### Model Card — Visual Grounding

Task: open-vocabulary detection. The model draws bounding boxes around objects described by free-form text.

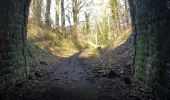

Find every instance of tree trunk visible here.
[0,0,30,90]
[61,0,65,27]
[73,13,78,35]
[56,0,60,26]
[124,0,130,27]
[110,0,120,35]
[32,0,42,26]
[72,0,78,36]
[28,0,44,28]
[45,0,51,28]
[129,0,170,97]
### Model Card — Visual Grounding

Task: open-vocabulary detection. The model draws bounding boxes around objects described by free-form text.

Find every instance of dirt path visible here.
[37,51,143,100]
[1,50,153,100]
[48,51,90,86]
[42,51,99,100]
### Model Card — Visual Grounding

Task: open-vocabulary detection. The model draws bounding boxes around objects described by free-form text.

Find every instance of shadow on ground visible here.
[0,35,154,100]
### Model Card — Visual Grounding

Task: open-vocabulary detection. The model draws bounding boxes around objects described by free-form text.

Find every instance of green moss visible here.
[134,33,150,83]
[14,65,28,78]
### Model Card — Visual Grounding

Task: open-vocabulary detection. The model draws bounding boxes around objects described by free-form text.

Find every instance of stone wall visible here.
[130,0,170,98]
[0,0,170,98]
[0,0,29,91]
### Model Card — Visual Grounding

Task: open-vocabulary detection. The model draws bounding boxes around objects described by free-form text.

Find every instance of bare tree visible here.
[84,11,90,33]
[124,0,130,26]
[45,0,52,28]
[30,0,43,26]
[55,0,65,28]
[61,0,65,27]
[56,0,60,26]
[109,0,120,34]
[71,0,93,35]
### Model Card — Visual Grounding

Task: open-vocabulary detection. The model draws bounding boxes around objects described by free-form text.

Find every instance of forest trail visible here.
[43,51,99,100]
[30,49,150,100]
[47,51,94,92]
[1,38,154,100]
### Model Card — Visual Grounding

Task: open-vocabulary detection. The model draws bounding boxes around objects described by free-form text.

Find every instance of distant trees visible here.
[55,0,60,26]
[109,0,130,33]
[27,0,131,48]
[29,0,66,29]
[124,0,130,27]
[61,0,65,27]
[29,0,43,26]
[91,0,131,46]
[71,0,93,34]
[29,0,93,31]
[84,12,90,33]
[45,0,52,28]
[109,0,120,34]
[72,0,79,34]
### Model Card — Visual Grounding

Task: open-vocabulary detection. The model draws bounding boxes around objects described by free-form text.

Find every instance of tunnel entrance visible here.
[27,0,133,86]
[27,0,132,57]
[0,0,138,99]
[1,0,170,100]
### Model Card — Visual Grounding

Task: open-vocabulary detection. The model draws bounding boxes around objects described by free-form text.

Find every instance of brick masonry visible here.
[0,0,170,98]
[130,0,170,97]
[0,0,29,91]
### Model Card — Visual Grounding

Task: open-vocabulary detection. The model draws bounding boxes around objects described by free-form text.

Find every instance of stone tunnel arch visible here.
[0,0,170,97]
[0,0,31,90]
